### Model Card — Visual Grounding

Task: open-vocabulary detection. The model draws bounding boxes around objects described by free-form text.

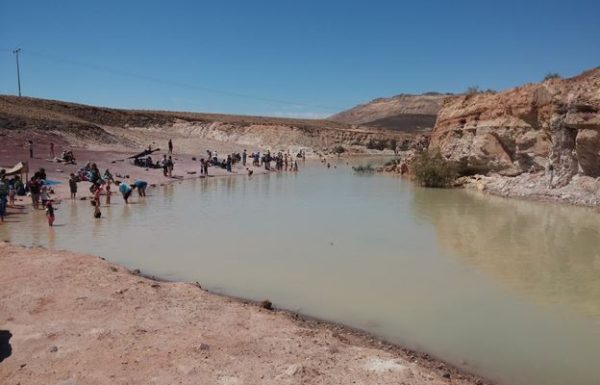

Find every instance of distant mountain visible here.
[329,93,450,132]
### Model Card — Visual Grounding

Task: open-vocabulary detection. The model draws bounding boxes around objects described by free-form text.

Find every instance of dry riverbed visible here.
[0,243,491,385]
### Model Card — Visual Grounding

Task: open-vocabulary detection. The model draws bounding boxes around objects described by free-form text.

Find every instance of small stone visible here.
[199,343,210,351]
[132,269,141,275]
[259,300,273,310]
[442,372,451,379]
[49,346,58,353]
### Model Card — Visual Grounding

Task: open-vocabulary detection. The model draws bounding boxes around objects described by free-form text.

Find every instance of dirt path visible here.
[0,243,491,385]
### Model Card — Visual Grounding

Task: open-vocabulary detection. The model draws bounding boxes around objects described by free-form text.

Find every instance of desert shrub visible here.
[544,73,561,81]
[412,149,457,188]
[352,164,375,174]
[465,86,481,95]
[366,139,387,151]
[399,139,411,151]
[387,139,397,151]
[332,145,345,154]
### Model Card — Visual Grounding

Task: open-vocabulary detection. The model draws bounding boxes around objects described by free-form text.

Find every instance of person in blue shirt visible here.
[115,181,133,204]
[132,180,148,197]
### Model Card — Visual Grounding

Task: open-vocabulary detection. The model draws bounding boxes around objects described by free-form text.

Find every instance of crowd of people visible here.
[0,139,306,226]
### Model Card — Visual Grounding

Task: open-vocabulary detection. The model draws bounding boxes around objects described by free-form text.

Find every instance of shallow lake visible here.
[3,159,600,385]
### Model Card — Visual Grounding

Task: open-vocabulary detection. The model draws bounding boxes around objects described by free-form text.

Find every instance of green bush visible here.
[544,73,561,81]
[366,139,386,150]
[332,145,345,154]
[387,139,397,151]
[412,149,457,188]
[366,138,396,151]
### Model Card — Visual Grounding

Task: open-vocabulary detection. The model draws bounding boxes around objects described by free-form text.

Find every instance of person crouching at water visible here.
[115,181,133,204]
[132,180,148,197]
[45,201,55,226]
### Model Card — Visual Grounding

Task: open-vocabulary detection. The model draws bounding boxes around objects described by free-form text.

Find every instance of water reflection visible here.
[412,188,600,316]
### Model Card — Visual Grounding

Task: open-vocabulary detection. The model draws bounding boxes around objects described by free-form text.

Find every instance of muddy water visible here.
[2,160,600,385]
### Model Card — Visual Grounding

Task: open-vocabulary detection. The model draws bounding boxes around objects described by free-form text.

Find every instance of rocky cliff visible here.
[329,93,448,132]
[430,68,600,187]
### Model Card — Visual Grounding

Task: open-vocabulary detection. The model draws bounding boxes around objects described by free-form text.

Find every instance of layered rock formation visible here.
[0,96,412,152]
[430,68,600,187]
[329,93,448,132]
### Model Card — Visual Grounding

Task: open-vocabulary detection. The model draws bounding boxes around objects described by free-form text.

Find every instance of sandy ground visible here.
[0,243,490,385]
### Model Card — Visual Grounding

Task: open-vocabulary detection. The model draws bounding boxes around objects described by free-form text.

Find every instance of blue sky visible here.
[1,0,599,118]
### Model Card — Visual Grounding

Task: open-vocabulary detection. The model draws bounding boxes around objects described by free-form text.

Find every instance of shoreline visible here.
[0,242,495,385]
[377,165,600,210]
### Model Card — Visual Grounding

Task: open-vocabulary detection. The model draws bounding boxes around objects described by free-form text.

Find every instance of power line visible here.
[25,49,343,111]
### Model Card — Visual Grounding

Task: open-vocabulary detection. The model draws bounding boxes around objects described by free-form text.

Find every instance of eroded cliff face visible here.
[430,68,600,186]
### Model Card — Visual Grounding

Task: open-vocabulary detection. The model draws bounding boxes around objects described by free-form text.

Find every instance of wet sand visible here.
[0,243,490,385]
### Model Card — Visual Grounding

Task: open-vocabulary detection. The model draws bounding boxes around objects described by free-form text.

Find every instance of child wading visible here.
[45,201,55,226]
[69,173,77,199]
[93,200,102,218]
[105,182,111,205]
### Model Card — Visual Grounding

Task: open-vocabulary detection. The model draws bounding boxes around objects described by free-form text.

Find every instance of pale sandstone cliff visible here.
[430,68,600,188]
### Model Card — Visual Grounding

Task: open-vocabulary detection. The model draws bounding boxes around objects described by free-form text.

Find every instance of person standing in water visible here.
[242,149,247,166]
[28,140,34,159]
[226,155,232,172]
[105,182,111,205]
[162,154,168,177]
[167,156,174,177]
[168,139,173,155]
[50,142,55,158]
[45,201,55,226]
[93,183,102,205]
[69,174,78,200]
[93,200,102,218]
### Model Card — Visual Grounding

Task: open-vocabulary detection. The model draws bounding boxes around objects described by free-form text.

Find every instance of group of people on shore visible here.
[1,138,305,227]
[0,167,57,225]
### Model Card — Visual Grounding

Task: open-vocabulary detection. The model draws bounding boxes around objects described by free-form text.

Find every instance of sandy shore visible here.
[0,130,270,205]
[0,243,491,385]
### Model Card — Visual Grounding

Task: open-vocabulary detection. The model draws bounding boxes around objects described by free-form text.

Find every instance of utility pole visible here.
[13,48,21,96]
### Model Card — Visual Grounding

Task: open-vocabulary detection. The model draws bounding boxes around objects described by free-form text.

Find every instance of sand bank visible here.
[0,243,491,385]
